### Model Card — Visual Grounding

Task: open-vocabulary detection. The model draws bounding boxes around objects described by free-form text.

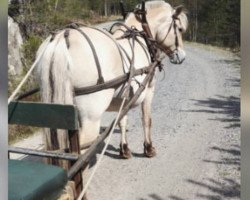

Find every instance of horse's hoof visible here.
[120,143,132,159]
[144,143,156,158]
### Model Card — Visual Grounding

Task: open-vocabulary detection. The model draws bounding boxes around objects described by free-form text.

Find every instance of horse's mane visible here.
[178,11,188,32]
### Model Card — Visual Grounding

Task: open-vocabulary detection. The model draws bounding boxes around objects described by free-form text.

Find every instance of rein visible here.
[109,22,154,98]
[65,23,105,84]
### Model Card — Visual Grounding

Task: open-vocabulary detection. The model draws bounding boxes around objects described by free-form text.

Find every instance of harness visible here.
[49,21,162,97]
[64,24,104,85]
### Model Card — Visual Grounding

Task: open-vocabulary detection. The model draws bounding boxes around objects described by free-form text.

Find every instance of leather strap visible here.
[67,23,105,84]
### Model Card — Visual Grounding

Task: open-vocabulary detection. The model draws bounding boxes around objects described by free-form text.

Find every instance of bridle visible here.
[133,5,182,58]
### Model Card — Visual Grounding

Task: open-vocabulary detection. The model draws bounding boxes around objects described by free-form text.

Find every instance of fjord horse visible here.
[36,1,188,161]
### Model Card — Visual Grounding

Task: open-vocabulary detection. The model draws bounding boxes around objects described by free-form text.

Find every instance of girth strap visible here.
[67,23,105,84]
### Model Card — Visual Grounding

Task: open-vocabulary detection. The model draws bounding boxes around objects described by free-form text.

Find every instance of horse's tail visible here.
[36,33,74,168]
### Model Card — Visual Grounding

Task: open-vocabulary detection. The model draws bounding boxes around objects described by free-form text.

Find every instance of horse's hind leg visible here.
[141,86,156,158]
[79,118,101,200]
[79,118,101,147]
[119,115,132,159]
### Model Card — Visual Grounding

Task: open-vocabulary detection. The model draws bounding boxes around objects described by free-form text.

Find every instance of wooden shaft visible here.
[68,130,83,197]
[8,146,79,161]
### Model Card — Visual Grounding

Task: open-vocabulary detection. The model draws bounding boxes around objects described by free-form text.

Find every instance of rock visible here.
[8,16,23,75]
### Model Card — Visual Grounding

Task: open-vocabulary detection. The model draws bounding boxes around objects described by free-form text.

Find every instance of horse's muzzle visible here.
[169,49,186,64]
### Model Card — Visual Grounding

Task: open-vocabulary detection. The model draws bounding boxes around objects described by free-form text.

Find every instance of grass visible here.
[8,125,40,145]
[22,34,43,67]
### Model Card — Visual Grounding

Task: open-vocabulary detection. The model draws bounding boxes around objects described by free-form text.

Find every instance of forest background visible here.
[9,0,240,48]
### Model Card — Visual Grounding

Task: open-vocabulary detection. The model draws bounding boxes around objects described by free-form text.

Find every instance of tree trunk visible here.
[104,0,108,16]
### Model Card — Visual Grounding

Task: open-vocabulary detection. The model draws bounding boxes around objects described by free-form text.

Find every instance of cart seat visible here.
[9,159,67,200]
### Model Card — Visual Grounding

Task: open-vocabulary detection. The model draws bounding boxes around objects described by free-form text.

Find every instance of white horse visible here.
[36,1,188,161]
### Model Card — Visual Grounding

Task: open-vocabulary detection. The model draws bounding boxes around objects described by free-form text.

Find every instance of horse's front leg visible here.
[141,86,156,157]
[119,115,132,159]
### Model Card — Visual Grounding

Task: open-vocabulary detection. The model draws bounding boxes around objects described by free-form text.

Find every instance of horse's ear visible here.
[173,5,184,18]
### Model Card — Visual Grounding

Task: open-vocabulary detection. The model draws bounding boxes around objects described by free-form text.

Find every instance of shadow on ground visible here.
[185,95,240,129]
[139,177,240,200]
[226,78,240,87]
[167,144,240,200]
[203,145,240,171]
[104,143,145,159]
[186,178,240,200]
[138,194,166,200]
[217,58,241,69]
[138,193,186,200]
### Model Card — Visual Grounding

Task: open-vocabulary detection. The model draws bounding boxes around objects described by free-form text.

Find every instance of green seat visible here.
[9,160,68,200]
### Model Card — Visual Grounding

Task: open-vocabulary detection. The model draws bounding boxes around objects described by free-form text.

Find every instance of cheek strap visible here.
[158,17,180,55]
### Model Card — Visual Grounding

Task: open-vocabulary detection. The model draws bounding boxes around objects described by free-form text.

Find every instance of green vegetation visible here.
[22,34,42,67]
[169,0,240,48]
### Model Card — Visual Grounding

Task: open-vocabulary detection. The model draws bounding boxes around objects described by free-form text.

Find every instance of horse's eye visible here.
[178,28,183,32]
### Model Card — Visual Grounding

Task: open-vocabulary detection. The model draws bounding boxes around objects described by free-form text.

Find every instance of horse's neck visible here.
[112,15,142,38]
[111,14,157,68]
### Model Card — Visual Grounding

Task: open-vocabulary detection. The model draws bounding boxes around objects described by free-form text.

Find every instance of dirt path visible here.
[86,43,240,200]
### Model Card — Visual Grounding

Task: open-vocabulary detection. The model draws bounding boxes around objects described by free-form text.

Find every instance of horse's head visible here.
[144,1,188,64]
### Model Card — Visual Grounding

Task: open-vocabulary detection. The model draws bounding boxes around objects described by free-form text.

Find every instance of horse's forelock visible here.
[178,12,188,32]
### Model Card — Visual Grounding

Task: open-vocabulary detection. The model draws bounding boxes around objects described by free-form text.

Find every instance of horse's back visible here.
[65,27,124,88]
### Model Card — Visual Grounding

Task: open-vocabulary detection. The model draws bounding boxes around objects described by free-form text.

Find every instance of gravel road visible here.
[86,43,240,200]
[11,40,240,200]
